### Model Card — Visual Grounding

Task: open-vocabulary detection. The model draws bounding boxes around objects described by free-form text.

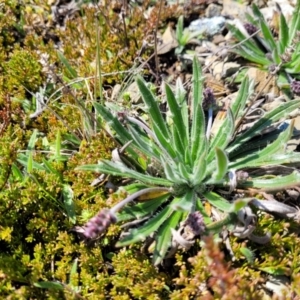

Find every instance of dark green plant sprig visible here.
[77,57,300,264]
[227,0,300,93]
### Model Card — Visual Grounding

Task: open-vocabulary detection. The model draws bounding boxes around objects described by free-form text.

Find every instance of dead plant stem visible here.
[154,0,164,80]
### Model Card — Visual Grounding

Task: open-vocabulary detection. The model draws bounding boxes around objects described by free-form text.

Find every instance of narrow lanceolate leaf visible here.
[178,162,191,181]
[11,163,24,182]
[226,24,269,62]
[230,120,294,169]
[117,193,171,222]
[190,57,206,161]
[62,184,76,224]
[252,3,276,51]
[203,191,232,212]
[26,129,38,154]
[279,11,289,54]
[57,51,78,79]
[55,130,61,158]
[239,171,300,191]
[116,204,174,247]
[191,151,207,186]
[207,109,234,163]
[171,130,185,163]
[77,161,173,187]
[191,57,203,110]
[230,76,252,120]
[136,76,174,154]
[161,157,186,184]
[283,42,300,73]
[233,47,270,66]
[95,102,158,162]
[34,281,64,290]
[176,16,184,43]
[153,210,183,265]
[272,47,281,65]
[17,153,46,171]
[284,59,300,74]
[175,78,189,143]
[165,83,188,157]
[251,3,264,19]
[171,190,196,212]
[259,18,277,52]
[69,258,78,282]
[93,102,133,144]
[126,123,160,160]
[227,99,300,154]
[259,266,287,276]
[27,151,33,173]
[212,148,229,182]
[193,134,208,172]
[288,0,300,44]
[245,12,258,26]
[233,152,300,169]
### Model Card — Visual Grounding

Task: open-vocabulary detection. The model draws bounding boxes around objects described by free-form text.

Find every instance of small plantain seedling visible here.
[77,57,300,265]
[175,16,203,55]
[227,0,300,95]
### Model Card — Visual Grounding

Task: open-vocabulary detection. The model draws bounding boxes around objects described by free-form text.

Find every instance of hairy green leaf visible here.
[239,171,300,191]
[230,120,294,169]
[207,109,235,163]
[153,210,183,265]
[77,161,173,187]
[227,99,300,154]
[165,83,188,159]
[212,148,229,182]
[116,203,175,246]
[63,184,76,224]
[190,57,206,161]
[203,191,232,212]
[118,193,171,222]
[279,11,289,54]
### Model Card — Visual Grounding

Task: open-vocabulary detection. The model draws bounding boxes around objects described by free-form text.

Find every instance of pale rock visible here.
[265,276,290,298]
[111,84,122,101]
[157,24,178,55]
[262,97,285,111]
[213,61,240,80]
[212,34,225,45]
[222,0,247,19]
[260,1,295,21]
[246,67,279,95]
[189,16,225,36]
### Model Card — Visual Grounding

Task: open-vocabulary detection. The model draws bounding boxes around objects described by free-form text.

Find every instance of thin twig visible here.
[153,0,164,80]
[121,0,129,48]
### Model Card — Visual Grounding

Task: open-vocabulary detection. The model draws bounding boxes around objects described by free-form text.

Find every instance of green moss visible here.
[109,248,169,299]
[0,0,25,51]
[4,48,43,94]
